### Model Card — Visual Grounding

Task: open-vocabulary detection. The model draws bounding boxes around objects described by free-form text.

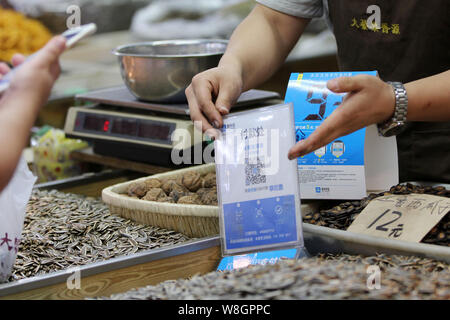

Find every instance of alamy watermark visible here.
[66,5,81,29]
[66,266,81,290]
[366,4,381,30]
[366,265,381,290]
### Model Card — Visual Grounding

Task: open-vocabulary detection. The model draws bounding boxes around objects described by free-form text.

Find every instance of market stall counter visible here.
[1,165,448,300]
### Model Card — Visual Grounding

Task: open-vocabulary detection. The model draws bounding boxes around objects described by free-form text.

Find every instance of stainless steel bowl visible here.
[112,39,228,103]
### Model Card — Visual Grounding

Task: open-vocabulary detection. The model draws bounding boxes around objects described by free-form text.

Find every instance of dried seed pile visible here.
[8,189,191,282]
[99,254,450,300]
[317,253,449,273]
[304,184,450,246]
[126,172,217,206]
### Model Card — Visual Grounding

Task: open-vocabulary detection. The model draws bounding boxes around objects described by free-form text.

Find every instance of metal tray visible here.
[0,237,221,300]
[76,86,280,116]
[302,223,450,263]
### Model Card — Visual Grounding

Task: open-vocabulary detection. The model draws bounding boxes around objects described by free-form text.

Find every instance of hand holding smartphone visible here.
[60,23,97,49]
[0,23,97,93]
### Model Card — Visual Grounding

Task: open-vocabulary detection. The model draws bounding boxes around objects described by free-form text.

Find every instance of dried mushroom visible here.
[157,196,175,203]
[202,173,216,188]
[145,178,162,189]
[178,171,202,192]
[128,170,219,206]
[143,188,166,201]
[170,190,194,203]
[161,179,187,194]
[177,194,202,205]
[127,182,148,198]
[200,190,218,206]
[196,188,210,198]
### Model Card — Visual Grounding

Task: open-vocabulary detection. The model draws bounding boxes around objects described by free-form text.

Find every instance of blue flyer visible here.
[222,195,298,250]
[215,103,303,255]
[285,71,377,199]
[216,248,298,271]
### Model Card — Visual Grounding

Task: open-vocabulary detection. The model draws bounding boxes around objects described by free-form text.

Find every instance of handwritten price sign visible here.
[348,193,450,242]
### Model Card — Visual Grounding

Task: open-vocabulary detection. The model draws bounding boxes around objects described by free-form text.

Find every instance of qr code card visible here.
[214,103,304,256]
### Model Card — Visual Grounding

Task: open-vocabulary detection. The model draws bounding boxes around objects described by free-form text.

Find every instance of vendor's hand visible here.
[1,36,66,106]
[186,65,243,137]
[288,75,396,160]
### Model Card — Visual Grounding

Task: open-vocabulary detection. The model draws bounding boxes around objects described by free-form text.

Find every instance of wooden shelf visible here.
[71,147,172,176]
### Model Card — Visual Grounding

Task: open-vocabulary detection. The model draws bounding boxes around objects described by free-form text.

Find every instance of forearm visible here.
[0,92,40,191]
[405,70,450,122]
[219,4,309,91]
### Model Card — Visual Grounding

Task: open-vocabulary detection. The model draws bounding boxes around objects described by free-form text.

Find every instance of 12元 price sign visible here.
[348,193,450,242]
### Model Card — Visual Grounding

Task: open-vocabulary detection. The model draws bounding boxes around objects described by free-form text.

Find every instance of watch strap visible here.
[387,81,408,123]
[377,81,408,137]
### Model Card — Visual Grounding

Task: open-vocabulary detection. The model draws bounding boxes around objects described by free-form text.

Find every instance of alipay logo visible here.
[315,187,321,193]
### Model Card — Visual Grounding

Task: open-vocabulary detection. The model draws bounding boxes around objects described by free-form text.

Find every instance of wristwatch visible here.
[377,81,408,137]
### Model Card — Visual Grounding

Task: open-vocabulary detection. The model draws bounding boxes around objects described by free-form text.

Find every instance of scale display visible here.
[74,111,175,145]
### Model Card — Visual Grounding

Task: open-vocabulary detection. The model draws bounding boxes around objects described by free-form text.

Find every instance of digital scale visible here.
[64,86,280,167]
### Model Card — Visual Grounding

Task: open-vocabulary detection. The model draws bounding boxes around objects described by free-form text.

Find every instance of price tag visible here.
[347,193,450,242]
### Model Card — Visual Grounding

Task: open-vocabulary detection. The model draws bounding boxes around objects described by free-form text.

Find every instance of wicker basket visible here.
[102,164,219,238]
[102,163,321,238]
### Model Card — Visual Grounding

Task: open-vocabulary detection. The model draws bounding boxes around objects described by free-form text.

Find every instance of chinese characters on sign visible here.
[366,209,403,238]
[0,233,20,253]
[348,194,450,242]
[350,17,400,35]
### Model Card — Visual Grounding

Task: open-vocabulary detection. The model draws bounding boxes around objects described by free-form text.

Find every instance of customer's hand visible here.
[1,36,66,105]
[0,36,66,192]
[185,64,243,137]
[0,54,25,99]
[0,61,11,77]
[288,75,396,160]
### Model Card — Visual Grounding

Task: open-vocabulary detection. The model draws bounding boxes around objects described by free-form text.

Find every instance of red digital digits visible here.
[103,120,110,132]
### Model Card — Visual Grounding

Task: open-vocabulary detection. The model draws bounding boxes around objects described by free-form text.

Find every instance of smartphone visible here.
[0,23,97,93]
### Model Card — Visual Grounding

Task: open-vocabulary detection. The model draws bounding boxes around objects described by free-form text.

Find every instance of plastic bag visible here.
[130,0,254,40]
[9,0,151,34]
[32,128,88,182]
[0,156,37,283]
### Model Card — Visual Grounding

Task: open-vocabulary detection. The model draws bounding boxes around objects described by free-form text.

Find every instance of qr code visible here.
[245,159,266,186]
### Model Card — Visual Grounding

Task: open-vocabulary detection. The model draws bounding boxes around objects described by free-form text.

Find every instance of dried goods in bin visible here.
[7,189,191,282]
[303,184,450,246]
[125,172,218,206]
[125,170,448,246]
[98,253,449,300]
